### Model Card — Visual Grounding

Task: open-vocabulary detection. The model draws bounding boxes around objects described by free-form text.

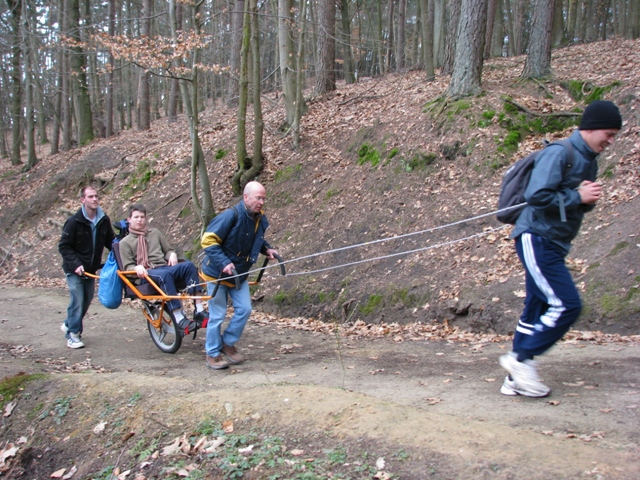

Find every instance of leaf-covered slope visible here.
[0,38,638,334]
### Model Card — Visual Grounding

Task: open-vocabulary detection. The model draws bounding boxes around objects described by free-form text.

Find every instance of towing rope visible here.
[186,203,523,290]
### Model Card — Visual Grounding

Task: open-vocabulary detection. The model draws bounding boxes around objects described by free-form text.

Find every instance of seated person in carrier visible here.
[119,203,207,335]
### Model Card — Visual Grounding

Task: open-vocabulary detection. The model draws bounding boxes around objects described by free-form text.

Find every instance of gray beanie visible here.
[579,100,622,130]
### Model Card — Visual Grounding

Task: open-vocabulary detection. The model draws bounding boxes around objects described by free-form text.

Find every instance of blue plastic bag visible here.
[98,250,123,309]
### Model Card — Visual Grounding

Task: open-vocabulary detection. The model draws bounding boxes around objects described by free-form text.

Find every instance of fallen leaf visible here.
[599,408,613,413]
[3,401,16,417]
[484,378,496,382]
[62,465,78,479]
[222,420,234,433]
[93,421,106,435]
[290,449,305,456]
[376,457,385,469]
[425,398,441,405]
[547,400,560,406]
[50,468,66,478]
[238,445,254,454]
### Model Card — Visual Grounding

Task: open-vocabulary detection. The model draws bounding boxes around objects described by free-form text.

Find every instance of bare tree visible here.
[227,0,245,106]
[340,0,355,83]
[442,0,461,75]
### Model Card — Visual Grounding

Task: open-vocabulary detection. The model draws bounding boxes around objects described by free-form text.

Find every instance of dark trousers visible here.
[513,232,582,360]
[143,262,200,312]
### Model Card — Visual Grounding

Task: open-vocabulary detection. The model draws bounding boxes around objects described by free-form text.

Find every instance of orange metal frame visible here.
[86,271,261,331]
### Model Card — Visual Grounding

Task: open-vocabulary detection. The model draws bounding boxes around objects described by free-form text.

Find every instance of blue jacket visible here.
[201,201,272,283]
[511,129,599,255]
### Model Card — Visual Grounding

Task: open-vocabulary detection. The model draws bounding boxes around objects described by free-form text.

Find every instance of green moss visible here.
[214,148,228,160]
[325,188,340,200]
[601,165,615,179]
[359,294,383,315]
[402,152,437,172]
[607,241,629,257]
[0,373,45,410]
[124,159,156,194]
[388,147,400,159]
[357,142,381,167]
[562,80,621,103]
[274,164,302,183]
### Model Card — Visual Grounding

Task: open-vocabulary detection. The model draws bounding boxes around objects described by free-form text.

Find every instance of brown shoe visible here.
[222,344,245,365]
[205,354,229,370]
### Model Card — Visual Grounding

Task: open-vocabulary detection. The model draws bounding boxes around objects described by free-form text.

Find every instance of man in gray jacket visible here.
[500,100,622,397]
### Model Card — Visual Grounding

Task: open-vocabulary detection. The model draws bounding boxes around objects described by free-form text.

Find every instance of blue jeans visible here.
[143,262,200,311]
[513,232,582,360]
[64,273,95,336]
[205,280,252,357]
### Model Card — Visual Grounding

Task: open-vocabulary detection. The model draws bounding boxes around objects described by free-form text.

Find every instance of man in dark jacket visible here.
[500,100,622,397]
[59,186,114,349]
[200,181,279,370]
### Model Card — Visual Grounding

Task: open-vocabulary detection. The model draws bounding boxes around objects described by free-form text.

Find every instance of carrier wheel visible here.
[144,302,182,354]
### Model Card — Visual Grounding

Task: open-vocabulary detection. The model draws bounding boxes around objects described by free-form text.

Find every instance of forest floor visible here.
[0,285,639,479]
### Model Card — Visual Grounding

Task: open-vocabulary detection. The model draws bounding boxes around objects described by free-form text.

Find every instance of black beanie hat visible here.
[579,100,622,130]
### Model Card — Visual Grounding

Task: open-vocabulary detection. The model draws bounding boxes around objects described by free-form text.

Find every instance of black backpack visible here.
[496,139,574,224]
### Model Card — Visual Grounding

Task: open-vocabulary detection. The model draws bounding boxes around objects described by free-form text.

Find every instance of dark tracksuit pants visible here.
[513,232,582,361]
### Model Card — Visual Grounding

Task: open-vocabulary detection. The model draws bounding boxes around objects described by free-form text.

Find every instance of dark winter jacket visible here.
[59,207,115,275]
[511,129,599,255]
[200,201,272,283]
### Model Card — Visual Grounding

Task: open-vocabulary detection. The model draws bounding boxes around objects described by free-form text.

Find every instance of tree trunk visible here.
[6,0,23,165]
[551,0,566,46]
[227,0,245,107]
[278,0,297,128]
[340,0,356,83]
[522,0,555,78]
[484,0,498,59]
[421,0,435,80]
[448,0,488,98]
[490,0,505,56]
[315,0,336,94]
[567,0,578,41]
[442,0,462,75]
[137,0,151,130]
[433,0,446,67]
[232,1,250,195]
[106,0,115,136]
[386,0,395,71]
[293,0,308,149]
[23,0,37,169]
[168,1,182,123]
[396,0,406,70]
[241,0,264,186]
[68,0,93,145]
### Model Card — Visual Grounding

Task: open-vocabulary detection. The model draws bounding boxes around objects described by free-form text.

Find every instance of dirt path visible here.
[1,285,639,479]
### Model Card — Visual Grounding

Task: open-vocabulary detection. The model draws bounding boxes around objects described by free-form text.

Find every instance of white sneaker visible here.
[67,332,85,349]
[61,323,81,337]
[500,375,550,397]
[499,352,550,397]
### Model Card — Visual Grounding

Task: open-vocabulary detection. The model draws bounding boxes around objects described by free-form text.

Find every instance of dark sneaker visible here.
[194,311,209,329]
[222,344,245,365]
[206,354,229,370]
[177,318,197,337]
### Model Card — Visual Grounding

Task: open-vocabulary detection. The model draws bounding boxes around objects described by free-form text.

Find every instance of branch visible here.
[503,98,581,117]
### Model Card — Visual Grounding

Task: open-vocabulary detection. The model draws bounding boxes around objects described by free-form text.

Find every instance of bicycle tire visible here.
[144,302,182,354]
